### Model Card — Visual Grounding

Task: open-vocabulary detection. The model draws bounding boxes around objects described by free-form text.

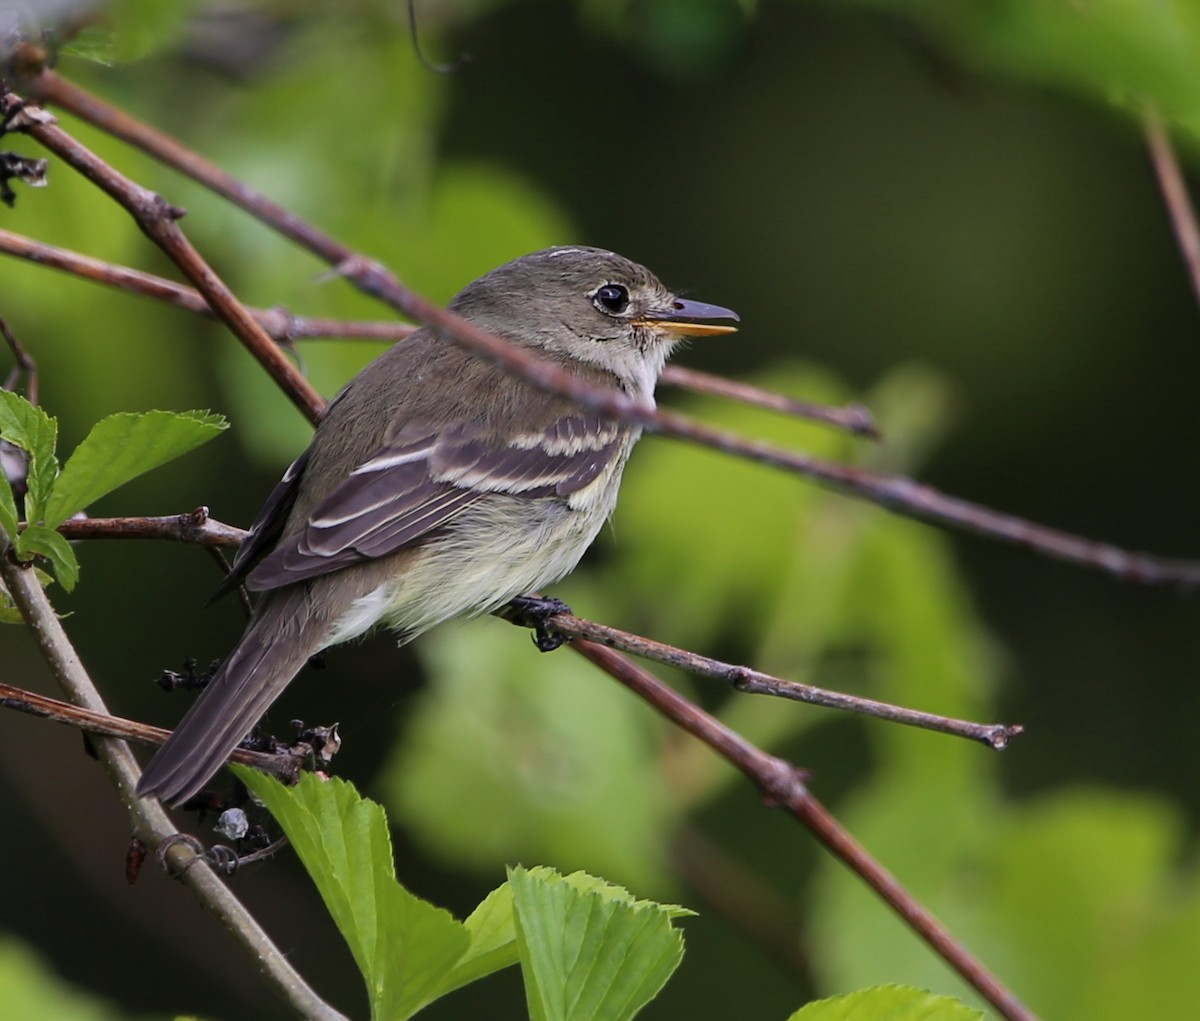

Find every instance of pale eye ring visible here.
[593,283,630,315]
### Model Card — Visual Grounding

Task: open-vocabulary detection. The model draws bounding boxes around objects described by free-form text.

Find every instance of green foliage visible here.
[43,410,227,528]
[846,0,1200,143]
[238,770,691,1021]
[509,866,691,1021]
[786,985,982,1021]
[0,391,226,592]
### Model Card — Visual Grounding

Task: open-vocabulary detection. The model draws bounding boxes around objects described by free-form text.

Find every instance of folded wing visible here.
[242,414,624,592]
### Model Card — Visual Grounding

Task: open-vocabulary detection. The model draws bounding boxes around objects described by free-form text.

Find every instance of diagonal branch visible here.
[0,93,325,426]
[0,680,304,780]
[1143,108,1200,315]
[570,638,1039,1021]
[531,608,1021,748]
[0,227,875,436]
[0,547,348,1021]
[16,73,1199,589]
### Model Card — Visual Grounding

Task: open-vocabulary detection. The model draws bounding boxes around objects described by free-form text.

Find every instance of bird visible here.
[136,246,738,806]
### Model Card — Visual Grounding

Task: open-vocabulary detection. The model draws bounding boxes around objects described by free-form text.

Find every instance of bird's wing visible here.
[243,414,625,591]
[209,449,311,601]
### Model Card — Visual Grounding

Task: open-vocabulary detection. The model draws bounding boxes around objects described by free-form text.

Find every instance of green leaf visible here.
[0,390,58,524]
[235,769,518,1021]
[422,884,521,1002]
[786,985,984,1021]
[509,865,689,1021]
[15,525,79,592]
[44,410,227,528]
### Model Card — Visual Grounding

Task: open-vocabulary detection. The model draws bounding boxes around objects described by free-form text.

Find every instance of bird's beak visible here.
[635,298,740,337]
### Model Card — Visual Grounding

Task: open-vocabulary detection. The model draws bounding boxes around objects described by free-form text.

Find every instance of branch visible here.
[60,512,1018,744]
[570,638,1039,1021]
[501,602,1021,748]
[55,507,244,548]
[0,227,873,437]
[17,73,1199,589]
[0,93,325,426]
[1144,108,1200,315]
[0,681,302,781]
[0,546,347,1021]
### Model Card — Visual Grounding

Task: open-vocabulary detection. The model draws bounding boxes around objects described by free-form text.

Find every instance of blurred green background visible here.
[2,1,1200,1019]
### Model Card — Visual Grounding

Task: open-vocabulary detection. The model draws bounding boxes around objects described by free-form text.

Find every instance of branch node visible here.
[156,832,207,877]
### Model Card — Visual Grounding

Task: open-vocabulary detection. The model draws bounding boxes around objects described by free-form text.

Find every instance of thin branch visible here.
[55,507,244,548]
[19,74,1200,588]
[60,512,1018,744]
[1144,108,1200,314]
[570,638,1039,1021]
[0,228,871,435]
[25,70,361,276]
[506,605,1021,748]
[1,94,325,426]
[659,364,879,438]
[1,312,37,403]
[0,681,302,781]
[0,548,348,1021]
[0,227,417,343]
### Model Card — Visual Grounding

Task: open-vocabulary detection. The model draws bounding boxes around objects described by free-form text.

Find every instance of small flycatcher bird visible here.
[137,246,738,806]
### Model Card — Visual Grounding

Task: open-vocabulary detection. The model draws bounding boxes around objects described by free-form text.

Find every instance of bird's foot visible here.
[497,595,572,652]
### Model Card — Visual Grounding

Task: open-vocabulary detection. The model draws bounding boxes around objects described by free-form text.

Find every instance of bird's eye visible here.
[593,284,630,315]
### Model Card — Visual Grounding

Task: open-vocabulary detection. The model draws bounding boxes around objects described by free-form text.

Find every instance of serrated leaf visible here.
[509,865,688,1021]
[787,985,984,1021]
[235,769,518,1021]
[44,410,227,528]
[15,525,79,592]
[0,390,58,524]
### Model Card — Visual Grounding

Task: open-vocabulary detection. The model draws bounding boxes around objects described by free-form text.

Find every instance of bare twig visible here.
[54,507,244,548]
[1144,108,1200,314]
[1,312,37,403]
[0,680,303,781]
[0,548,348,1021]
[0,228,872,435]
[59,511,1018,743]
[509,606,1021,748]
[659,364,879,438]
[1,92,324,426]
[571,638,1039,1021]
[18,73,1200,588]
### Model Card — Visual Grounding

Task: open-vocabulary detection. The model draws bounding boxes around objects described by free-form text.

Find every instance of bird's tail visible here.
[137,588,322,807]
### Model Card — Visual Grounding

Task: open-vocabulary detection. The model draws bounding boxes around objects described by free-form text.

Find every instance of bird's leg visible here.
[496,594,572,652]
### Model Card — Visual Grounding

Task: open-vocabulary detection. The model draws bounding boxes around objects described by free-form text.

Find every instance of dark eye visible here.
[593,284,630,314]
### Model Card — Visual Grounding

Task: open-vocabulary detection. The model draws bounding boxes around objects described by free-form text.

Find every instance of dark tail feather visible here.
[137,591,321,807]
